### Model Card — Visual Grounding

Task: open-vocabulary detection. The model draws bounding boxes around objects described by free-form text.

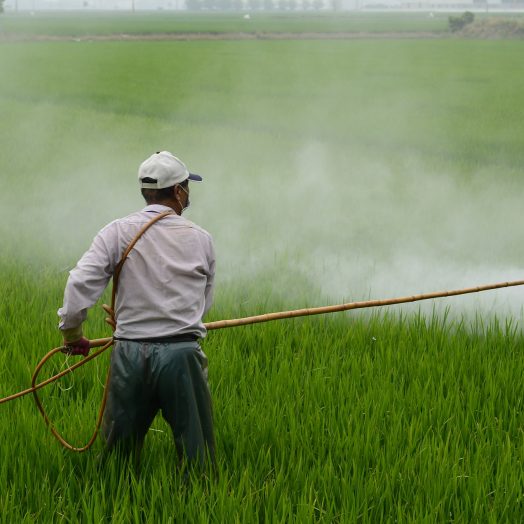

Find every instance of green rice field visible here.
[1,13,524,522]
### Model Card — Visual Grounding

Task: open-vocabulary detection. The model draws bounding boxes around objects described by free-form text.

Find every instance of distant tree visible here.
[289,0,297,8]
[302,0,312,9]
[263,0,273,9]
[248,0,262,9]
[0,0,5,14]
[448,11,475,32]
[312,0,323,8]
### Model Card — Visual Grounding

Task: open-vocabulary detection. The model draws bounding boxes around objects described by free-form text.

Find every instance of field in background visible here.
[2,11,524,39]
[1,14,524,522]
[0,11,469,36]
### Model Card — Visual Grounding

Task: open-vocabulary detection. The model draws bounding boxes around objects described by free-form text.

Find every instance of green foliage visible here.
[0,0,4,14]
[449,11,475,32]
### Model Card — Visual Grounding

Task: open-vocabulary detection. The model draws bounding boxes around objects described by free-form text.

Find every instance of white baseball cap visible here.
[138,151,203,189]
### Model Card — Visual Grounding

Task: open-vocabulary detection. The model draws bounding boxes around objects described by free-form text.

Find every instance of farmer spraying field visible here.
[3,18,524,520]
[58,151,216,468]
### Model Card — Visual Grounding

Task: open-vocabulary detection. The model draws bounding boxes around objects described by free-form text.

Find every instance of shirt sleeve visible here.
[203,236,216,317]
[57,224,119,332]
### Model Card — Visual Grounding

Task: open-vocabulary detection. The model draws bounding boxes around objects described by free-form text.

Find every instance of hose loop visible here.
[30,339,114,452]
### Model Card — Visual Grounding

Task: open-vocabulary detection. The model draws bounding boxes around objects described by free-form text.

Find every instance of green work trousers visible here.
[102,339,215,467]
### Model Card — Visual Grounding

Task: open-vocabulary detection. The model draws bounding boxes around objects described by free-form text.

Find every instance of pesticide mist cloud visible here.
[194,138,523,319]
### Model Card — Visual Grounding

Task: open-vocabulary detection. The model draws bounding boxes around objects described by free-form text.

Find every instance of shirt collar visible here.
[143,204,175,214]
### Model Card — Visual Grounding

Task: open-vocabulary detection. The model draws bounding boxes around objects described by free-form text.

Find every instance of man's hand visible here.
[61,337,91,357]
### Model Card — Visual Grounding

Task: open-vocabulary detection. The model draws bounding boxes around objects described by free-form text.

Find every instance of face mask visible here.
[177,184,190,213]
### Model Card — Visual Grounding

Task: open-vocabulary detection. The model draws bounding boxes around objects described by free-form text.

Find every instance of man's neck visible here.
[148,200,181,215]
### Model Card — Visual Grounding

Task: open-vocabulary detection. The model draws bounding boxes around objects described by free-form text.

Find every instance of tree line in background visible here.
[186,0,328,10]
[0,0,335,10]
[132,0,336,10]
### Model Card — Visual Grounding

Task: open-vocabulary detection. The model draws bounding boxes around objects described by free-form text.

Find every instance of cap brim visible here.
[188,173,203,182]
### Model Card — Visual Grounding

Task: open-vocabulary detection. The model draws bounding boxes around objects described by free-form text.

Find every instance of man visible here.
[57,151,216,468]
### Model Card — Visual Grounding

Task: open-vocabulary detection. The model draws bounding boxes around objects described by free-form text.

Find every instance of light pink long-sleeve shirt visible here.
[58,204,215,339]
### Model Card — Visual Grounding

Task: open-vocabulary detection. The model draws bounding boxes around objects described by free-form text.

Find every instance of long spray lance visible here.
[91,278,524,345]
[2,277,524,406]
